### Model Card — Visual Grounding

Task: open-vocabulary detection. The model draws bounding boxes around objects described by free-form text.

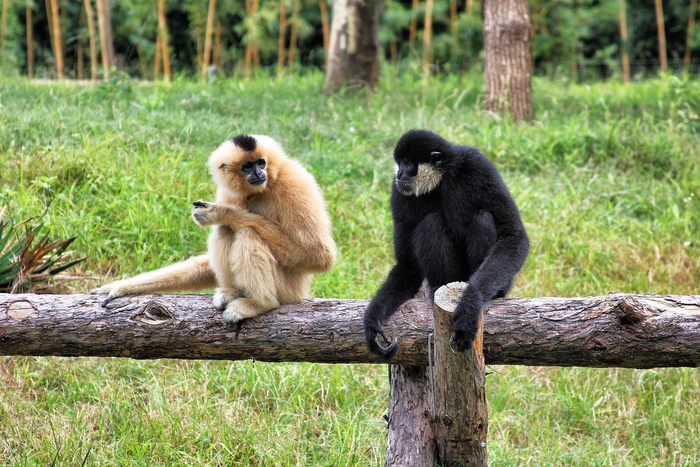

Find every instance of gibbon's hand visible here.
[192,200,248,227]
[192,200,216,226]
[364,317,399,360]
[449,291,482,352]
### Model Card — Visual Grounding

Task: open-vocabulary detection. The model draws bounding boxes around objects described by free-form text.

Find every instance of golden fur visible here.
[92,134,337,322]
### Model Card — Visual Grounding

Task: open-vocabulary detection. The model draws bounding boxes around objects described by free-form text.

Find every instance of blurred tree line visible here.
[0,0,698,81]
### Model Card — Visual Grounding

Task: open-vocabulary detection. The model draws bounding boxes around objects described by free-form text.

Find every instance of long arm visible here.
[363,220,424,359]
[450,191,530,351]
[192,201,335,273]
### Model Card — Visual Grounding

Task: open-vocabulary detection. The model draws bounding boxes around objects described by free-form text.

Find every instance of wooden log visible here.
[1,293,700,368]
[432,282,487,466]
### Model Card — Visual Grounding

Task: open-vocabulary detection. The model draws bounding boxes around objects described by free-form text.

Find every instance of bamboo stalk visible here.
[201,0,217,81]
[26,4,34,78]
[422,0,434,76]
[49,0,64,79]
[684,0,697,72]
[619,0,630,83]
[0,0,9,54]
[409,0,419,46]
[83,0,98,81]
[95,0,110,78]
[157,0,171,81]
[319,1,329,53]
[654,0,667,73]
[277,0,287,77]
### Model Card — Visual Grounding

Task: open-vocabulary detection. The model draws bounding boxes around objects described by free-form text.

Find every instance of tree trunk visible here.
[157,0,171,81]
[684,0,696,72]
[654,0,667,73]
[83,0,98,81]
[483,0,533,122]
[2,293,700,368]
[619,0,630,83]
[432,283,487,466]
[323,0,382,93]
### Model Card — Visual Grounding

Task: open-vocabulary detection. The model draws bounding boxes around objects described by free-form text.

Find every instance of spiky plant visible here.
[0,206,86,293]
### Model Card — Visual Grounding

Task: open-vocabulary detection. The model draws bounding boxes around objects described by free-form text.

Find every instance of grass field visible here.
[1,71,699,465]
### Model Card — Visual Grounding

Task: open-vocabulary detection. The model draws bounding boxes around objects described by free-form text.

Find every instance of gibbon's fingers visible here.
[365,324,399,360]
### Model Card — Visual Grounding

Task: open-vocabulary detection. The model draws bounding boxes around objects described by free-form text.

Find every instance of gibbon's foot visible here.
[221,298,267,323]
[212,288,241,311]
[365,323,399,360]
[90,284,124,307]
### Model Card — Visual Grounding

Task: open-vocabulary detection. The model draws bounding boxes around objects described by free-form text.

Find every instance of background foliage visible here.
[1,0,699,79]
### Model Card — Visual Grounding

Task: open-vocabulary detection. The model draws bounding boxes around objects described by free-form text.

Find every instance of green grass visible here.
[1,71,699,465]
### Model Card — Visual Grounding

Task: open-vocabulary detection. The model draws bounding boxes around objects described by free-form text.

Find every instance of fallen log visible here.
[1,292,699,368]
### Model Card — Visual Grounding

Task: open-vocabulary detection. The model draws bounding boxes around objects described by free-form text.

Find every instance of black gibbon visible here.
[92,134,337,322]
[363,129,529,359]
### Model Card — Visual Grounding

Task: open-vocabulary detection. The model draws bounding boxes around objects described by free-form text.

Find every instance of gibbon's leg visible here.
[411,212,466,296]
[207,226,242,310]
[91,254,216,305]
[221,227,309,323]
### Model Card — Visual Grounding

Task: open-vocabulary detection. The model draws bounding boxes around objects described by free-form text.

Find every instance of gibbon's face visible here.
[393,130,448,197]
[208,134,282,196]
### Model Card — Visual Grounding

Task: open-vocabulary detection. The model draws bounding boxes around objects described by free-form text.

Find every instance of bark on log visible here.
[385,282,434,467]
[432,282,487,466]
[1,293,700,368]
[384,365,435,467]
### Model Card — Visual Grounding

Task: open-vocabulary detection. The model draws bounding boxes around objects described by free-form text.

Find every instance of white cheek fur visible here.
[412,163,443,196]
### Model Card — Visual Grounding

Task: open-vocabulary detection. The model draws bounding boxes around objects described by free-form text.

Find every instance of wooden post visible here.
[385,365,436,467]
[386,283,435,467]
[433,282,488,466]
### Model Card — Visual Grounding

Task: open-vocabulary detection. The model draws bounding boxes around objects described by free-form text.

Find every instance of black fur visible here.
[364,130,530,359]
[232,134,257,152]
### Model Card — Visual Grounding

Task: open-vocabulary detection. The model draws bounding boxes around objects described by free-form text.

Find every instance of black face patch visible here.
[232,134,257,152]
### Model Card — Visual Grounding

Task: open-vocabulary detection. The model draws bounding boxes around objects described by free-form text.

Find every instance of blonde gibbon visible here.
[92,134,337,322]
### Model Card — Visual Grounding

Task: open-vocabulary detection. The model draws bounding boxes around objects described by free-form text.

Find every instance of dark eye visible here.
[219,163,227,170]
[257,158,266,168]
[430,151,442,161]
[242,161,253,171]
